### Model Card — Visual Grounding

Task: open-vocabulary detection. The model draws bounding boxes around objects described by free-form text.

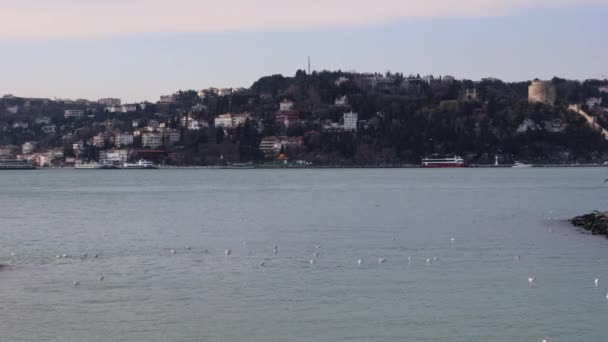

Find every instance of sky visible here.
[0,0,606,102]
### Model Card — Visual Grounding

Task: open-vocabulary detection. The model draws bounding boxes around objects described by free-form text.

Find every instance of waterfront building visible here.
[586,97,602,109]
[34,117,52,125]
[42,125,57,134]
[259,136,303,157]
[335,95,348,107]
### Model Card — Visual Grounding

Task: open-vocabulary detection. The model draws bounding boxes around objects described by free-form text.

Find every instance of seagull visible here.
[391,237,396,241]
[378,258,387,264]
[313,253,320,258]
[528,277,536,284]
[595,278,599,287]
[433,256,439,262]
[73,281,80,287]
[606,293,608,300]
[93,254,99,259]
[99,276,104,281]
[260,262,265,267]
[170,250,176,255]
[358,259,362,265]
[310,259,316,264]
[516,255,521,261]
[225,249,232,255]
[426,258,432,264]
[62,254,68,259]
[274,245,279,254]
[408,256,412,262]
[56,255,61,259]
[450,238,455,243]
[10,252,15,257]
[186,246,192,250]
[315,245,321,249]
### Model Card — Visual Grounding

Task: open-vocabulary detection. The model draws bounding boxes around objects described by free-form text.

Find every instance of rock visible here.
[570,211,608,238]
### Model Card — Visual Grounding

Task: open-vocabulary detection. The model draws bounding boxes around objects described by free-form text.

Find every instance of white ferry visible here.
[421,156,467,168]
[0,159,36,170]
[122,159,158,169]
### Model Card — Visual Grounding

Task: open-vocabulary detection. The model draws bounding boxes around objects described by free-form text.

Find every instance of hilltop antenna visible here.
[308,56,311,75]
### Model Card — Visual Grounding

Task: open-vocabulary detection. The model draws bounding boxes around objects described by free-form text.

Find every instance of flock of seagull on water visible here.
[3,235,606,342]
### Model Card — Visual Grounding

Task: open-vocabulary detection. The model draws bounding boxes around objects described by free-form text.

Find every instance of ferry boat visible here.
[122,159,158,169]
[0,159,36,170]
[512,161,532,168]
[421,156,467,168]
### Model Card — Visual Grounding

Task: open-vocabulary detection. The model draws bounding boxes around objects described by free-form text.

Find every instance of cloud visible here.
[0,0,605,39]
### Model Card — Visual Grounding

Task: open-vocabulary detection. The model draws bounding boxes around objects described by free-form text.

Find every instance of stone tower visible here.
[529,79,556,105]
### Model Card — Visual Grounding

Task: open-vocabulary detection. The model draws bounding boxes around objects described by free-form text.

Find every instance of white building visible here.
[22,142,35,154]
[142,132,163,148]
[115,133,134,147]
[516,118,540,133]
[600,85,608,94]
[586,97,602,109]
[214,113,252,129]
[335,76,349,86]
[335,95,348,107]
[121,104,137,113]
[42,125,57,133]
[64,109,85,118]
[106,106,121,113]
[98,98,121,106]
[188,120,208,131]
[35,117,52,125]
[279,100,294,112]
[343,112,358,131]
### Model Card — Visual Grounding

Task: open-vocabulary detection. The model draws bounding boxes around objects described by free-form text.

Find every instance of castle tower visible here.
[529,80,556,105]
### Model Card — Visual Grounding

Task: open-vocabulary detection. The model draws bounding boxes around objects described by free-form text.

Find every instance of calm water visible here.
[1,168,607,341]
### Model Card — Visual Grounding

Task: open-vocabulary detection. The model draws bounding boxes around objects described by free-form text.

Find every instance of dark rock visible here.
[570,211,608,238]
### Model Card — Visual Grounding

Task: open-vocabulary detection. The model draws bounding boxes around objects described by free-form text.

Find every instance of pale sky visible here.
[0,0,606,102]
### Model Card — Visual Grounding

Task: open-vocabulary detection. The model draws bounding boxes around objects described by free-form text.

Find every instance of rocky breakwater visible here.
[570,211,608,238]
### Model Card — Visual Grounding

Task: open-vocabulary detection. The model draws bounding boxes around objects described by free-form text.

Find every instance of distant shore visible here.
[25,163,608,170]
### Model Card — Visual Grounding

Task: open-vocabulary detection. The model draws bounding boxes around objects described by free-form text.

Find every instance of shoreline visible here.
[16,163,608,170]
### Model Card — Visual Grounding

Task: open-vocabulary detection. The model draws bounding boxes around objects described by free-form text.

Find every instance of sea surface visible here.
[1,168,607,342]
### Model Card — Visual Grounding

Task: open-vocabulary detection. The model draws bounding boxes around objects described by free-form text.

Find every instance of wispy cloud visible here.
[0,0,605,39]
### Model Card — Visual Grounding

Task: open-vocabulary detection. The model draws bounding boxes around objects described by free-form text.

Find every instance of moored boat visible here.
[0,159,36,170]
[421,156,467,168]
[122,159,158,169]
[512,161,532,168]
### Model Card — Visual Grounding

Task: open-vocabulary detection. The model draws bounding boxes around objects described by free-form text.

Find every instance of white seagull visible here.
[73,281,80,287]
[450,238,455,243]
[225,249,232,255]
[595,278,599,288]
[310,259,316,265]
[358,259,363,265]
[378,258,387,264]
[170,250,176,255]
[528,277,536,284]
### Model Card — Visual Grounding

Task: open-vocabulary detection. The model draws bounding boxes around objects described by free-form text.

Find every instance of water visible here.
[0,168,607,341]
